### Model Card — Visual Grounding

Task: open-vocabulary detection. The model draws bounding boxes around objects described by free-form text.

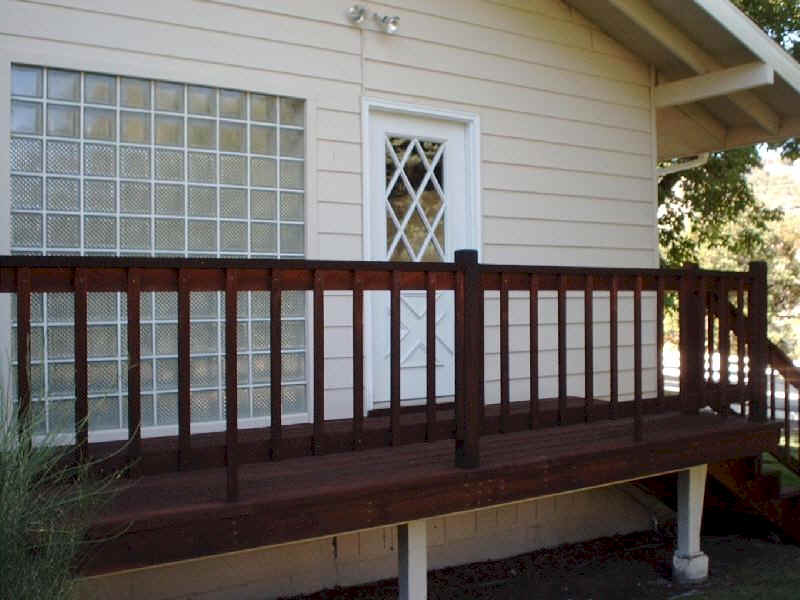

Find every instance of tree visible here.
[700,157,800,356]
[658,0,800,269]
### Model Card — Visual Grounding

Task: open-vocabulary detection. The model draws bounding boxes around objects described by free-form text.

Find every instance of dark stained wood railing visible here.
[706,265,800,474]
[1,254,761,500]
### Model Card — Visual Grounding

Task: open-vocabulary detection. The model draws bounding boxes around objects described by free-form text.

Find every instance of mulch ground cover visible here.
[284,510,800,599]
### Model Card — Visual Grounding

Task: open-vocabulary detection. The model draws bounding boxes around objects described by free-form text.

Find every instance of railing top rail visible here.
[0,254,461,273]
[0,255,753,279]
[479,262,752,280]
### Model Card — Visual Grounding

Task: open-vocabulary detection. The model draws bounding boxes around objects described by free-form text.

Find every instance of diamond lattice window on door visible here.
[385,137,445,262]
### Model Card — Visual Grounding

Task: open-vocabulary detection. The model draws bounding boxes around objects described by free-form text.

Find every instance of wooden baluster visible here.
[224,269,239,501]
[455,250,480,468]
[500,272,510,433]
[455,266,464,442]
[391,270,401,446]
[74,268,88,463]
[697,276,708,410]
[352,271,364,449]
[785,377,791,462]
[557,273,567,425]
[529,274,539,428]
[479,282,485,425]
[177,269,191,469]
[656,275,665,410]
[16,267,31,440]
[609,275,619,419]
[634,274,643,441]
[584,275,593,423]
[126,268,142,470]
[736,278,746,415]
[270,269,282,460]
[717,278,730,416]
[748,262,768,422]
[425,271,436,441]
[313,270,325,454]
[707,285,714,385]
[769,364,776,422]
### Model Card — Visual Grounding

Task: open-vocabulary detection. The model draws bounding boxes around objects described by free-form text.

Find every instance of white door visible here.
[368,110,469,408]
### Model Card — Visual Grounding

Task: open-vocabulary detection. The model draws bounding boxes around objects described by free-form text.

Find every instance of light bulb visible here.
[378,14,400,34]
[347,5,367,24]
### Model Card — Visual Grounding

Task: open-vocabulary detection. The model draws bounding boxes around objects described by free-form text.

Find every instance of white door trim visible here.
[360,97,482,413]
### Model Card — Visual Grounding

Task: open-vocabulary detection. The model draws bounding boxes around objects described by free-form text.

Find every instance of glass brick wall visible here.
[9,65,307,436]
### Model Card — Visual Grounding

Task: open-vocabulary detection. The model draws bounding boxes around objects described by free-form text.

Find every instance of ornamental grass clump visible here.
[0,413,124,600]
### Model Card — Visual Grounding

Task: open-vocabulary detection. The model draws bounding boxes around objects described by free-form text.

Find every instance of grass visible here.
[761,452,800,490]
[0,415,124,600]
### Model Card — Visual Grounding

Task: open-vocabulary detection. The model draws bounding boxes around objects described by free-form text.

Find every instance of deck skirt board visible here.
[85,412,779,574]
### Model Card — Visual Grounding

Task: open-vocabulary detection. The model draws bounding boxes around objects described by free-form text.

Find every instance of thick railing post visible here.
[748,261,768,422]
[455,250,480,468]
[680,264,704,413]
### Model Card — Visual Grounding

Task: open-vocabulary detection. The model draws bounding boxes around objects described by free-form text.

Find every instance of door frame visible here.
[360,97,482,413]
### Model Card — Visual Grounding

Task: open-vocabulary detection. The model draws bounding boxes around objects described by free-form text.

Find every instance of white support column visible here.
[398,520,427,600]
[673,464,709,583]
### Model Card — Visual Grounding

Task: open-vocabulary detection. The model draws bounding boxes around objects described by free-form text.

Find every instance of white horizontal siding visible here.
[0,1,362,84]
[483,136,652,178]
[0,0,660,420]
[364,61,651,131]
[482,163,651,202]
[484,245,657,267]
[484,219,654,250]
[363,33,650,109]
[483,190,655,226]
[33,0,362,54]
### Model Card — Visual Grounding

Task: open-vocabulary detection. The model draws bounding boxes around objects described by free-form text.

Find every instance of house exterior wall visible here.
[1,0,661,595]
[77,486,655,600]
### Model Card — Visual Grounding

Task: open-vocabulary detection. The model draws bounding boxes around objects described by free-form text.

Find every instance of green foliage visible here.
[0,417,122,600]
[700,161,800,356]
[659,0,800,268]
[658,148,781,267]
[658,1,800,355]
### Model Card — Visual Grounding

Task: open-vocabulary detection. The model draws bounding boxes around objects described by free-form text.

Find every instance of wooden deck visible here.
[84,411,779,575]
[1,256,783,577]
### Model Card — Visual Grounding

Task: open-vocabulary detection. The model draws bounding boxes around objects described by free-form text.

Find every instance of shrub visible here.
[0,416,123,600]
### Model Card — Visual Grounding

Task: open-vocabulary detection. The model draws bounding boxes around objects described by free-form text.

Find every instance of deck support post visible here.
[398,520,427,600]
[673,464,709,583]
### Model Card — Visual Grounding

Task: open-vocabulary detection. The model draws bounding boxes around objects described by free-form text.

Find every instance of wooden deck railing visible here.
[0,253,767,501]
[707,283,800,472]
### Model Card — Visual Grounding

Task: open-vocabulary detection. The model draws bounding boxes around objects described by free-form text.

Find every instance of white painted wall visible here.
[1,0,661,590]
[0,0,659,417]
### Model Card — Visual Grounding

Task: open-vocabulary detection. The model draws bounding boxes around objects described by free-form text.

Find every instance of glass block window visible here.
[9,65,307,437]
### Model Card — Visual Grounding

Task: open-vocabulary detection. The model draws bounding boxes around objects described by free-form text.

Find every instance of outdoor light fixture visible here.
[376,13,400,34]
[347,5,367,24]
[346,5,400,34]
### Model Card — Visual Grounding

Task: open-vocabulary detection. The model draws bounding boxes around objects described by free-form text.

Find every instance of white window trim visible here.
[360,97,482,413]
[0,43,319,434]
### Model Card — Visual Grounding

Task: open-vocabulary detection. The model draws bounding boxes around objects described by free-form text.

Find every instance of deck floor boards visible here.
[85,412,779,574]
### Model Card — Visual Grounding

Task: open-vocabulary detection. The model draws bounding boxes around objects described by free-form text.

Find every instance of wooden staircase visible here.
[709,455,800,543]
[697,297,800,541]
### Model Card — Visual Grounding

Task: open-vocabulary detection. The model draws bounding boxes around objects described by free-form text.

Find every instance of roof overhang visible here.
[565,0,800,160]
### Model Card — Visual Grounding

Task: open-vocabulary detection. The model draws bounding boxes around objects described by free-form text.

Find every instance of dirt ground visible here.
[284,515,800,599]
